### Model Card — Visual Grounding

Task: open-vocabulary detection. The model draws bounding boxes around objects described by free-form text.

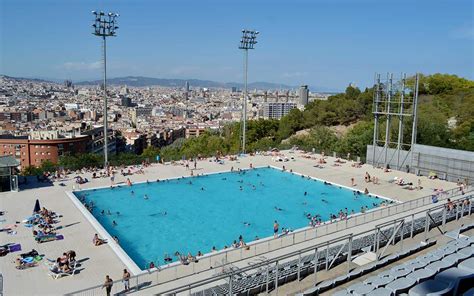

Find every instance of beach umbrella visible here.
[33,199,41,213]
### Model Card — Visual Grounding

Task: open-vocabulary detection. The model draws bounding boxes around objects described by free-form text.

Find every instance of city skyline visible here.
[1,0,473,90]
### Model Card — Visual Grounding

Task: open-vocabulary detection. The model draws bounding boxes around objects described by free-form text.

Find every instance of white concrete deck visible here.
[0,151,460,295]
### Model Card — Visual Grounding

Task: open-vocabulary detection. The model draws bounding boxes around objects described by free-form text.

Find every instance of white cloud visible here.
[61,61,102,71]
[450,24,474,40]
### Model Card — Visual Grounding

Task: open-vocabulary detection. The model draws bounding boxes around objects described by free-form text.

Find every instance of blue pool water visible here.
[74,167,384,269]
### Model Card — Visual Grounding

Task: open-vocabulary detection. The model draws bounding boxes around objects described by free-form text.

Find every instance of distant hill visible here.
[0,75,58,84]
[75,76,295,90]
[2,74,339,92]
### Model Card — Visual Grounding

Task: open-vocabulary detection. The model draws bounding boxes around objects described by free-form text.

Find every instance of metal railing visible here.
[157,193,474,295]
[66,186,471,296]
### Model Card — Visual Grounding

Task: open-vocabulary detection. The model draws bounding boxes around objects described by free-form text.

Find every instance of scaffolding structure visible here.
[372,73,419,170]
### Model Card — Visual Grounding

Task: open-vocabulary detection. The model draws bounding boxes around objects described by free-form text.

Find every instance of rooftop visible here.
[0,155,20,168]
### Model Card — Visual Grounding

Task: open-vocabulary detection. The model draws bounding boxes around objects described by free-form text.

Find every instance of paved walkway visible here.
[0,151,459,295]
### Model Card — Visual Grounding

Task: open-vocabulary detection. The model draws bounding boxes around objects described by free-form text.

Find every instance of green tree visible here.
[40,160,57,173]
[289,126,338,152]
[416,104,451,148]
[21,165,42,176]
[141,146,160,162]
[277,108,303,140]
[336,121,374,159]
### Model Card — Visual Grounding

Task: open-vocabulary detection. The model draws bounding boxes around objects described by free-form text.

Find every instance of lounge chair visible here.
[35,233,57,243]
[48,261,77,279]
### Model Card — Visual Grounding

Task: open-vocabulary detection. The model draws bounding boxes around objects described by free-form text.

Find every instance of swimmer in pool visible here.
[274,206,283,211]
[304,191,307,196]
[107,210,111,215]
[322,199,328,203]
[112,220,117,226]
[144,195,149,200]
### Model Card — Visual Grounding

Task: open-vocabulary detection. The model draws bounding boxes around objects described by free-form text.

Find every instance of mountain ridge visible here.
[75,76,297,90]
[1,74,340,92]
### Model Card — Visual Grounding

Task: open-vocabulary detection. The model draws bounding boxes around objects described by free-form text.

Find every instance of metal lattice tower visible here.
[372,73,419,170]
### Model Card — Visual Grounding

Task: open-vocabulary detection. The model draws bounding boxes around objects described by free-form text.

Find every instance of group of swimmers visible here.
[231,235,247,248]
[305,213,322,227]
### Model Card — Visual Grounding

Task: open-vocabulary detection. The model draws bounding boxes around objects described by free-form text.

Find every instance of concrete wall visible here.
[367,144,474,183]
[366,145,412,171]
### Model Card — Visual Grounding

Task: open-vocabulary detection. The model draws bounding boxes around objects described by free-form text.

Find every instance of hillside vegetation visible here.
[157,73,473,161]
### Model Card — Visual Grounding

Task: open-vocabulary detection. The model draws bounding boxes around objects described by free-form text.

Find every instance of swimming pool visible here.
[73,167,385,269]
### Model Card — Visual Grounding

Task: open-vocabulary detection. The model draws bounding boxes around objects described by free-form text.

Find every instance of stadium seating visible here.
[193,205,473,296]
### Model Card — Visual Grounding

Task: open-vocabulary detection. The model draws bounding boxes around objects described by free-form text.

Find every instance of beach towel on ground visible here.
[9,243,21,252]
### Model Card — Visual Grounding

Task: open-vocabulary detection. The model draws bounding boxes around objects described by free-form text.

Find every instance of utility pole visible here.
[239,29,259,154]
[92,11,119,168]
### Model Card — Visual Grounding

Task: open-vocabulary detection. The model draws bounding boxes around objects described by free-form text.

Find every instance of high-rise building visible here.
[121,96,132,107]
[299,85,309,106]
[185,81,190,100]
[263,102,297,119]
[120,86,129,95]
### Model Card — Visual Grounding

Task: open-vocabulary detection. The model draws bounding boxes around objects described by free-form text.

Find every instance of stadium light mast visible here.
[239,29,259,154]
[92,11,119,168]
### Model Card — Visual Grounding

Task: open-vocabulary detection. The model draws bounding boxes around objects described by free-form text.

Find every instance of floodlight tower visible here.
[239,29,259,154]
[92,11,119,168]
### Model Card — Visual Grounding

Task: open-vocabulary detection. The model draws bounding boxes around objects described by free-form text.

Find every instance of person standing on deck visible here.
[122,269,130,292]
[102,275,113,296]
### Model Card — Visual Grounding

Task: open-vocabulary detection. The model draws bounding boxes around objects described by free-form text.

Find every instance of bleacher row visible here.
[192,203,473,296]
[324,228,474,295]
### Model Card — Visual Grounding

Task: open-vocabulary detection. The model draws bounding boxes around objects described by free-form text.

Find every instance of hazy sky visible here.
[1,0,473,90]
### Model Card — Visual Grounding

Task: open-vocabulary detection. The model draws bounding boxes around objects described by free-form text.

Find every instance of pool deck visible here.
[0,151,461,295]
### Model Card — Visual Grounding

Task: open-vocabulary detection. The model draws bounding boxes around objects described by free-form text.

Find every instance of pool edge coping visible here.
[68,165,398,274]
[65,190,143,275]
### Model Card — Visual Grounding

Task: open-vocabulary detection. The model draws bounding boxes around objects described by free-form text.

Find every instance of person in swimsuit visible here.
[102,275,113,296]
[273,220,279,237]
[122,269,130,292]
